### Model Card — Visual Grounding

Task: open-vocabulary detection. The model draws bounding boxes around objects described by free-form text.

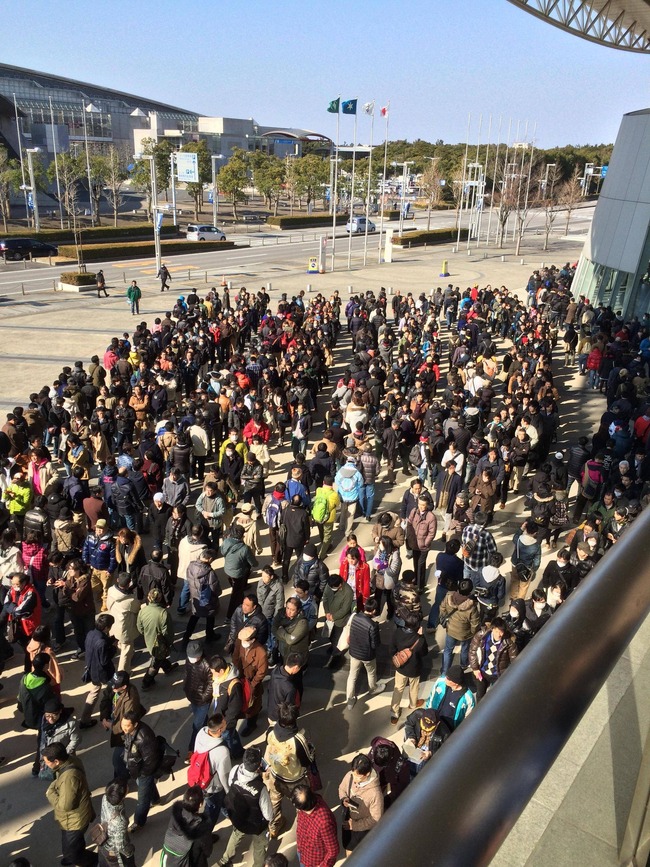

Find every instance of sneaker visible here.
[164,662,179,675]
[425,626,436,634]
[73,650,85,660]
[346,697,357,710]
[390,714,400,725]
[369,683,386,696]
[80,719,97,730]
[128,822,143,833]
[414,699,425,708]
[205,632,221,643]
[176,608,187,615]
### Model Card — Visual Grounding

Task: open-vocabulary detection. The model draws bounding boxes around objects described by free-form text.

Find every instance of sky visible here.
[4,0,649,149]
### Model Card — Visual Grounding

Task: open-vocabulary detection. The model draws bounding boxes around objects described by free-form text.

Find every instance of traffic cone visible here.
[221,275,227,286]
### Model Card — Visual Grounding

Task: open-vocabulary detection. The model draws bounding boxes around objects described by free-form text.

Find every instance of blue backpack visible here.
[199,576,212,608]
[266,499,281,528]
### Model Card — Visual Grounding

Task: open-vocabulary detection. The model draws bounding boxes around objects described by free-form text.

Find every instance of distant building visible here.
[572,109,650,319]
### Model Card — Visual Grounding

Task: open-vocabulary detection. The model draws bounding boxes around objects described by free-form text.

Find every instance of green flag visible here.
[327,98,340,114]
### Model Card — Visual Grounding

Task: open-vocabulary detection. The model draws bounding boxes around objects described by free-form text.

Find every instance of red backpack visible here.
[187,750,213,790]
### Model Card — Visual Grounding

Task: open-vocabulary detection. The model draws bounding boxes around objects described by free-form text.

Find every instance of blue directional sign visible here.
[601,165,608,177]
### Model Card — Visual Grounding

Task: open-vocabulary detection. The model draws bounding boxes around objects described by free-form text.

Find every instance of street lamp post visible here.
[25,147,41,232]
[82,102,100,225]
[392,160,413,236]
[211,155,224,226]
[136,153,161,274]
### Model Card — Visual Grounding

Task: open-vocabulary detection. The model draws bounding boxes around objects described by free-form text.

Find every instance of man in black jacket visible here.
[121,710,163,831]
[280,496,311,583]
[346,599,385,710]
[149,492,171,549]
[182,641,213,757]
[138,548,175,608]
[292,543,328,602]
[225,593,269,654]
[111,467,142,532]
[80,613,117,729]
[220,746,273,866]
[266,653,302,724]
[389,610,427,725]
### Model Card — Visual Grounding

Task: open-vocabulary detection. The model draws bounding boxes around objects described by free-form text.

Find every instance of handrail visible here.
[347,507,650,867]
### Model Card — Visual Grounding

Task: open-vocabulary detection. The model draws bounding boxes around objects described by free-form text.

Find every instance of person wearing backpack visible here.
[573,453,607,522]
[209,656,244,760]
[311,476,340,560]
[181,549,221,651]
[262,483,288,568]
[218,747,272,867]
[334,454,364,537]
[389,610,427,725]
[510,521,543,600]
[189,712,232,828]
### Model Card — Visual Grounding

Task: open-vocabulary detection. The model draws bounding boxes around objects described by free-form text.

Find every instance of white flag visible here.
[363,101,375,116]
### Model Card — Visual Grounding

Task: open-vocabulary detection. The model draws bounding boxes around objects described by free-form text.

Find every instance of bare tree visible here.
[48,153,84,227]
[104,146,129,227]
[421,158,443,230]
[537,164,561,251]
[560,166,583,234]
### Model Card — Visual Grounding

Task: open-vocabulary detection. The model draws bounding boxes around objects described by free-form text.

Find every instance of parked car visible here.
[345,216,376,234]
[185,224,226,241]
[0,238,58,261]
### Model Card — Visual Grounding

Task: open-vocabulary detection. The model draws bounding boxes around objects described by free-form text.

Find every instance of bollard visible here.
[228,281,233,290]
[347,285,353,294]
[440,259,449,277]
[22,283,26,295]
[188,270,191,280]
[467,249,471,256]
[205,271,208,283]
[306,283,312,293]
[501,255,505,262]
[388,286,393,295]
[266,282,272,293]
[123,272,126,283]
[452,246,457,254]
[520,258,525,266]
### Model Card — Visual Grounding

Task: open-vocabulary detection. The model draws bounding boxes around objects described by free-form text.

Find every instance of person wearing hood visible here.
[232,501,262,556]
[338,753,384,856]
[97,779,136,867]
[221,524,256,621]
[115,528,146,584]
[232,625,268,736]
[510,520,542,600]
[82,518,117,612]
[182,548,221,650]
[218,746,273,867]
[334,455,364,536]
[530,482,555,547]
[137,588,177,690]
[263,700,314,840]
[439,578,480,675]
[36,697,81,779]
[177,524,207,614]
[18,651,56,730]
[192,712,232,828]
[473,552,506,624]
[425,664,475,731]
[42,743,96,867]
[209,655,244,760]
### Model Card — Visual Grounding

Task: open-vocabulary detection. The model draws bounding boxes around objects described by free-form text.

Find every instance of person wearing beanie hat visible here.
[424,665,475,731]
[182,641,213,758]
[36,698,81,779]
[403,706,451,774]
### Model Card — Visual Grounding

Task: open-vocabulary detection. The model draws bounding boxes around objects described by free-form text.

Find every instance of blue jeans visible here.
[427,584,448,629]
[222,727,243,760]
[112,745,128,780]
[442,634,470,674]
[134,773,159,827]
[121,512,137,531]
[265,616,277,655]
[204,788,225,828]
[178,580,190,612]
[463,563,482,586]
[359,483,375,519]
[189,703,209,751]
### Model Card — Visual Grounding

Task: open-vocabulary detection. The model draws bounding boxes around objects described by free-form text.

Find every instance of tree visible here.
[104,145,129,227]
[560,166,583,234]
[0,147,13,232]
[537,164,561,251]
[88,154,109,226]
[421,158,444,230]
[217,148,249,219]
[48,152,84,226]
[130,137,157,220]
[180,140,212,220]
[250,152,285,216]
[154,139,174,201]
[292,155,329,209]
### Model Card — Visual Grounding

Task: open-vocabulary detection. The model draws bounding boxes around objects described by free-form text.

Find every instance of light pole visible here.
[424,156,440,231]
[25,147,41,232]
[82,102,100,225]
[392,160,413,236]
[136,152,161,274]
[211,154,224,226]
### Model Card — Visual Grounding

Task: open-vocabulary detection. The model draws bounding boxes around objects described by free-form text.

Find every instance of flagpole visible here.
[49,96,65,229]
[331,98,340,272]
[363,104,374,267]
[456,112,471,248]
[347,101,358,271]
[13,93,29,228]
[377,101,390,264]
[485,114,502,247]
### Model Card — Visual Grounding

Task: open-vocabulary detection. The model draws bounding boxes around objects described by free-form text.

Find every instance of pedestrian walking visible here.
[96,270,109,298]
[158,264,171,292]
[42,743,97,867]
[217,747,272,867]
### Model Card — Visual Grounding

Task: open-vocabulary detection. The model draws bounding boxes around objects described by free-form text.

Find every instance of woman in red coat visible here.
[4,572,42,665]
[242,413,271,445]
[340,548,371,611]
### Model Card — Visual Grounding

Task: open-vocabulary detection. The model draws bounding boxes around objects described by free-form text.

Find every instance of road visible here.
[0,203,594,302]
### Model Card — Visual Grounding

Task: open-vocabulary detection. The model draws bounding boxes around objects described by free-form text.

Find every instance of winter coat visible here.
[193,728,232,795]
[390,627,428,678]
[473,565,506,609]
[334,461,364,502]
[272,609,310,663]
[137,602,174,657]
[221,536,256,581]
[371,511,405,549]
[0,544,23,587]
[183,657,213,706]
[425,676,475,729]
[406,507,437,552]
[231,510,261,554]
[232,639,268,717]
[348,611,380,661]
[339,560,372,611]
[322,581,355,627]
[39,706,81,755]
[469,624,519,677]
[106,585,140,646]
[338,768,384,833]
[111,476,141,517]
[18,671,55,728]
[359,449,379,485]
[227,603,269,646]
[99,683,144,747]
[23,506,52,545]
[293,555,328,600]
[26,637,62,687]
[282,504,311,548]
[211,666,243,730]
[45,756,95,831]
[440,591,480,641]
[186,559,221,616]
[177,536,207,581]
[256,576,285,619]
[53,518,86,556]
[115,534,146,578]
[469,475,498,514]
[99,796,135,862]
[123,720,162,778]
[85,627,117,685]
[82,532,117,573]
[267,665,299,723]
[138,559,175,608]
[511,531,542,572]
[162,475,190,507]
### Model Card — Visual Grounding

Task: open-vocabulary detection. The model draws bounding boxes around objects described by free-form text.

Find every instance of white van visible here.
[186,224,226,241]
[345,216,376,234]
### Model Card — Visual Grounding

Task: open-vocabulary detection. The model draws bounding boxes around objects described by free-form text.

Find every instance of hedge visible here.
[7,224,179,244]
[57,239,236,262]
[391,228,468,247]
[380,210,400,221]
[59,272,96,285]
[266,214,349,229]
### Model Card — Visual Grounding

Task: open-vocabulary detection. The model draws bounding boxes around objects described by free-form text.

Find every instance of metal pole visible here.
[330,101,340,272]
[171,152,177,228]
[13,93,30,227]
[149,156,161,274]
[456,113,471,247]
[377,101,390,264]
[347,105,358,271]
[211,155,217,227]
[81,101,94,225]
[26,150,40,232]
[49,97,65,229]
[363,104,374,267]
[485,115,502,247]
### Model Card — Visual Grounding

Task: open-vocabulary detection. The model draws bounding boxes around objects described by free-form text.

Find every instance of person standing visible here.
[263,702,313,840]
[158,264,171,293]
[42,743,96,867]
[346,598,385,710]
[209,655,244,759]
[218,747,272,867]
[338,754,384,857]
[334,455,364,537]
[322,574,355,669]
[191,712,232,827]
[292,784,339,867]
[82,518,116,612]
[105,573,140,673]
[99,670,144,780]
[160,785,213,866]
[182,548,221,649]
[96,270,109,298]
[425,665,475,731]
[97,780,135,867]
[182,641,214,758]
[126,281,141,316]
[469,617,519,701]
[406,496,437,592]
[120,711,163,831]
[80,613,117,729]
[311,476,340,560]
[232,626,268,736]
[137,588,177,690]
[389,611,427,725]
[439,578,480,675]
[280,495,311,584]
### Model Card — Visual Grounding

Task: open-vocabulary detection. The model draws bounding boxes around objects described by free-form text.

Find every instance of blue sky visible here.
[5,0,648,148]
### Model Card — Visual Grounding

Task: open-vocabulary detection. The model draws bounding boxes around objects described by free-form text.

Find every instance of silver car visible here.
[186,224,226,241]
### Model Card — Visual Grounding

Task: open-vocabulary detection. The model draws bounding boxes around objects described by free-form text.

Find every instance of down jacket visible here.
[406,507,437,552]
[186,559,221,616]
[439,591,480,641]
[45,756,95,831]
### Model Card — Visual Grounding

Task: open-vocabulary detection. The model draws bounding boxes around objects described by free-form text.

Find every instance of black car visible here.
[0,238,58,261]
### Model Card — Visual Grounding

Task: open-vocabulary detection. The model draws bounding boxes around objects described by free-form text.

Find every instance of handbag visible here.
[391,637,420,669]
[6,618,18,644]
[513,539,533,583]
[89,821,108,847]
[336,614,355,652]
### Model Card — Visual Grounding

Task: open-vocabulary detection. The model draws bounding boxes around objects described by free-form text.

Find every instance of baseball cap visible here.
[111,671,130,689]
[96,518,107,529]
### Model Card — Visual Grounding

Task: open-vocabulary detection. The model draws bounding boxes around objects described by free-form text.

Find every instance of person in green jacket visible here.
[42,742,96,866]
[126,281,141,316]
[322,574,355,668]
[221,524,256,620]
[136,587,177,689]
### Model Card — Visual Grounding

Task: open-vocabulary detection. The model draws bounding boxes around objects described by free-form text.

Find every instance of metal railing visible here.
[348,508,650,867]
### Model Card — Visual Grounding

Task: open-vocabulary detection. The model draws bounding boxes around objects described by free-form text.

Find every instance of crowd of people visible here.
[1,264,649,867]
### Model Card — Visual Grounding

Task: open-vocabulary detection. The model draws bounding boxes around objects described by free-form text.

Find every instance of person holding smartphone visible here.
[338,754,384,856]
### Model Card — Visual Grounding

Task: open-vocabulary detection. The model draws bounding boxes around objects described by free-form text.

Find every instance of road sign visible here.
[307,257,319,273]
[176,152,199,183]
[601,165,608,177]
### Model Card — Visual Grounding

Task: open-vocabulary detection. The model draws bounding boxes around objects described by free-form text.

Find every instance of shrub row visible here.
[266,214,348,229]
[57,239,236,262]
[391,227,468,247]
[59,272,97,285]
[5,224,179,244]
